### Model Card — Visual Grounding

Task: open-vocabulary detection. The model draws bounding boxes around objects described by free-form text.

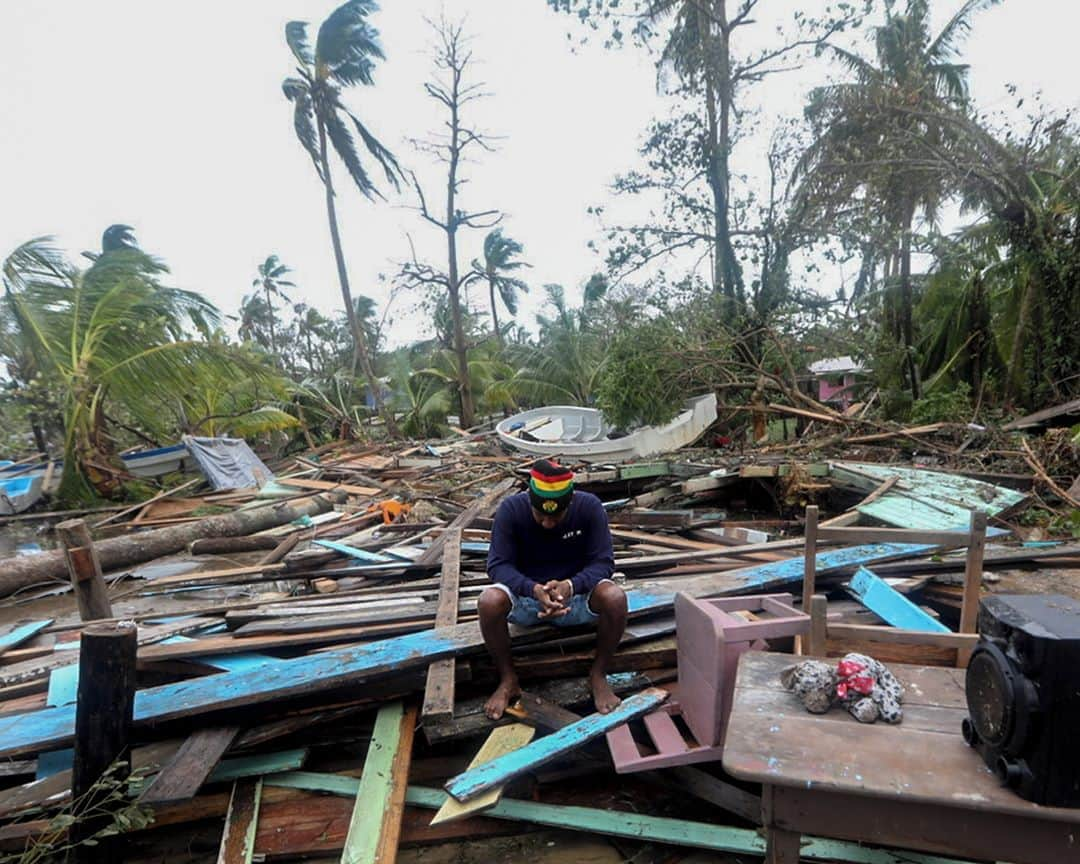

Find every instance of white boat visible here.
[120,443,195,478]
[496,393,718,463]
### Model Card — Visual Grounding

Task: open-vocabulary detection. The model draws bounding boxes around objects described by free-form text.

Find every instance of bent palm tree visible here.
[473,229,529,347]
[252,255,296,358]
[796,0,1001,398]
[282,0,403,416]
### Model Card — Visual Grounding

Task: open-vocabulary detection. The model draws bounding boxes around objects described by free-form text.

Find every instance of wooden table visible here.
[722,652,1080,864]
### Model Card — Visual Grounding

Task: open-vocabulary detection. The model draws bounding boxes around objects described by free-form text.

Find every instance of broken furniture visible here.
[802,505,988,664]
[722,651,1080,864]
[606,593,809,773]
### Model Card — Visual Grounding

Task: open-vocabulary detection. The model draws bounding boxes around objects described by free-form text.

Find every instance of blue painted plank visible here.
[0,619,52,654]
[847,567,950,633]
[36,748,74,780]
[47,664,79,707]
[0,541,938,758]
[207,748,308,783]
[444,689,668,802]
[160,635,280,672]
[314,539,396,563]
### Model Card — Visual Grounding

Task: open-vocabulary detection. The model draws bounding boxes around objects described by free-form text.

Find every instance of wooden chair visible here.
[802,504,987,666]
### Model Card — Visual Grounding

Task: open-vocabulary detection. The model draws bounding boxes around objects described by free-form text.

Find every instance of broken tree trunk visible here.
[0,492,344,598]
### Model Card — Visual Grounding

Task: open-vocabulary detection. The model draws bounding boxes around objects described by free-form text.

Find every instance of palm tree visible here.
[5,243,257,502]
[282,0,403,416]
[796,0,1001,398]
[473,229,529,347]
[252,255,296,358]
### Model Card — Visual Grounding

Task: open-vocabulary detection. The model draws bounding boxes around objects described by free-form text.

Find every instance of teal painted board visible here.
[264,774,975,863]
[0,619,52,654]
[342,701,406,863]
[46,664,79,707]
[0,541,938,758]
[161,635,281,673]
[35,748,73,780]
[444,689,669,802]
[848,567,950,633]
[207,748,308,783]
[314,539,396,563]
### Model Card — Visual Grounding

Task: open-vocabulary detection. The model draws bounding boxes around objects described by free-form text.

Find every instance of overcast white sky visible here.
[1,1,1076,346]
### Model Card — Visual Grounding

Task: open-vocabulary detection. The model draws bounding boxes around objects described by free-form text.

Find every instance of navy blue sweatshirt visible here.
[486,491,615,598]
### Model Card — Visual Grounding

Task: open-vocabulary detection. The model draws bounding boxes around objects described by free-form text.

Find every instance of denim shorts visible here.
[491,581,607,628]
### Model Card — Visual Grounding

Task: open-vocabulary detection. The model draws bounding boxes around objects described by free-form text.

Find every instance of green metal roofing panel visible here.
[830,462,1028,530]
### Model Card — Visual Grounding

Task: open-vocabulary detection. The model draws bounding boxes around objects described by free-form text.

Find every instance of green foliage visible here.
[595,317,685,428]
[910,382,972,424]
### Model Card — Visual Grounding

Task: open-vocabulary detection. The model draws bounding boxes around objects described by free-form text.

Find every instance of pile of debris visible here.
[0,422,1077,863]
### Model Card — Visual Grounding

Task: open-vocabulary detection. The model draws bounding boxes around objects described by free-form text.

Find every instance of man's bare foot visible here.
[484,677,521,720]
[590,671,622,714]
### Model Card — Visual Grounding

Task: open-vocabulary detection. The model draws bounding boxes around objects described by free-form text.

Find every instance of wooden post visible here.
[802,506,819,615]
[958,510,988,667]
[71,621,137,862]
[57,519,112,621]
[807,594,828,658]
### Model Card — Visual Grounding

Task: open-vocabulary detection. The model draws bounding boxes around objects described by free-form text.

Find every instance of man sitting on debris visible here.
[479,459,628,719]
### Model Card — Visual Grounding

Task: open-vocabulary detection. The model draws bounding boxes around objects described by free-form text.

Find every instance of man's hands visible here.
[532,579,574,619]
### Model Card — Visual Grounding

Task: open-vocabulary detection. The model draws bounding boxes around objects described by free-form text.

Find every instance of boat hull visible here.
[0,473,45,516]
[496,393,717,463]
[121,444,194,478]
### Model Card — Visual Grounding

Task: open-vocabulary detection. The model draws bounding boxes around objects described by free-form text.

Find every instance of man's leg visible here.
[478,586,520,719]
[589,581,628,713]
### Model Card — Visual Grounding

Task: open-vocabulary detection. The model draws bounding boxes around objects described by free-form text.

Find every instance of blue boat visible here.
[120,443,195,478]
[0,472,45,516]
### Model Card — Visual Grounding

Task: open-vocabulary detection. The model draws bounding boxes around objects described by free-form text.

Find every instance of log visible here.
[0,492,344,598]
[188,536,281,556]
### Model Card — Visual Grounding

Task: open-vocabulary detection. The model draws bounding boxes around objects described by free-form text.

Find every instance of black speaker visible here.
[962,593,1080,807]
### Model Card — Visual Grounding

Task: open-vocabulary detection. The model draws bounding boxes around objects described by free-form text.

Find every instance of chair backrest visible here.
[801,504,987,666]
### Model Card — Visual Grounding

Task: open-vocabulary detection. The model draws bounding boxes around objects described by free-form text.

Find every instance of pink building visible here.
[808,356,866,410]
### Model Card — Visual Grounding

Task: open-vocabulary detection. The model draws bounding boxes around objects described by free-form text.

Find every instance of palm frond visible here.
[316,0,384,87]
[284,78,322,177]
[285,20,314,67]
[324,110,376,198]
[349,112,403,190]
[926,0,1002,63]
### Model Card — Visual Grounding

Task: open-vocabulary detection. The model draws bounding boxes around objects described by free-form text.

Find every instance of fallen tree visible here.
[0,492,344,598]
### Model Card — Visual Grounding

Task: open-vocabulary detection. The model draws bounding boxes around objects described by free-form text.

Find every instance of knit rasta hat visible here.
[528,459,574,515]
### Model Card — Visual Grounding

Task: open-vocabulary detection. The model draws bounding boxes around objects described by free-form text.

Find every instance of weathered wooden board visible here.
[430,723,536,825]
[217,777,262,864]
[847,567,950,633]
[341,701,416,864]
[0,620,52,656]
[0,542,939,758]
[444,688,669,802]
[139,726,240,805]
[423,527,463,722]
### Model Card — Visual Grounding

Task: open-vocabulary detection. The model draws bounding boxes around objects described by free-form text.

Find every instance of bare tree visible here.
[401,18,501,429]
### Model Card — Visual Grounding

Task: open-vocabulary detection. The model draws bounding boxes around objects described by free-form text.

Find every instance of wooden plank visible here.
[0,620,52,656]
[444,688,669,802]
[208,748,308,784]
[663,766,761,824]
[958,511,987,667]
[139,726,239,805]
[217,777,262,864]
[827,624,976,649]
[313,539,397,563]
[819,526,974,547]
[423,527,463,722]
[430,723,535,825]
[341,701,416,864]
[414,477,516,568]
[0,542,943,759]
[802,505,818,617]
[278,477,381,496]
[847,567,950,633]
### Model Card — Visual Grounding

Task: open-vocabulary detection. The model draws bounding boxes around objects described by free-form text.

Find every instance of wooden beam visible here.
[71,622,136,862]
[827,623,977,649]
[958,511,987,666]
[807,594,828,657]
[277,476,381,497]
[444,688,668,802]
[430,723,535,825]
[139,726,239,805]
[217,777,262,864]
[341,701,416,864]
[414,477,516,568]
[57,520,112,621]
[802,505,819,624]
[423,527,463,722]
